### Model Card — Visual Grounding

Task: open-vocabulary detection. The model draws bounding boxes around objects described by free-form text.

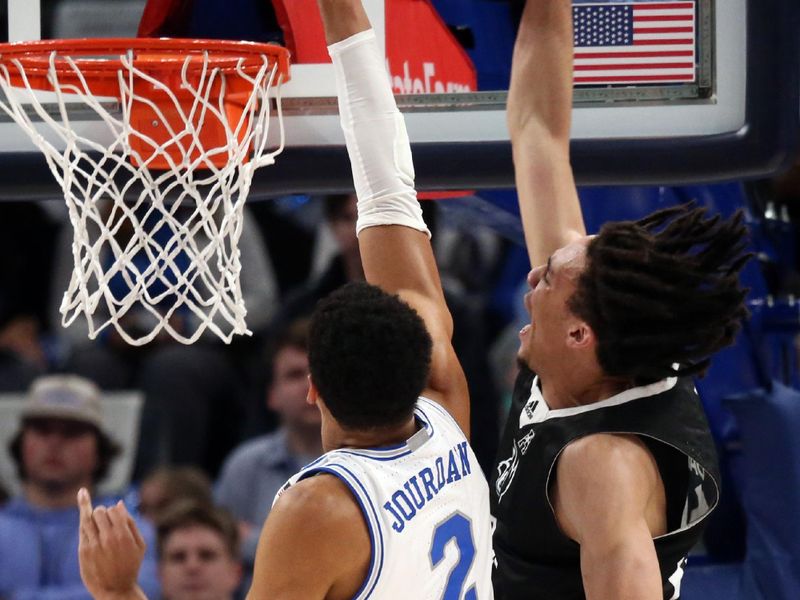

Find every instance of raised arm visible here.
[510,0,586,268]
[317,0,470,436]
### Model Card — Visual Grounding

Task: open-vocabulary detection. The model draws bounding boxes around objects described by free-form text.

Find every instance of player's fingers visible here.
[117,500,147,548]
[77,487,93,523]
[107,501,128,529]
[78,488,99,542]
[93,505,113,540]
[124,508,147,550]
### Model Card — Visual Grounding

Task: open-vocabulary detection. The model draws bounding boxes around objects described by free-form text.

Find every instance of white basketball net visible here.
[0,47,285,345]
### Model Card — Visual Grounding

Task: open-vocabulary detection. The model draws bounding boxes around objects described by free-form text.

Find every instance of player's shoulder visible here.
[558,433,660,493]
[554,434,666,545]
[270,473,371,575]
[273,473,365,533]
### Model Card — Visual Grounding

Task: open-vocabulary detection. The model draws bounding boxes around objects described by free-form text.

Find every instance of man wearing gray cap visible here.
[0,374,160,600]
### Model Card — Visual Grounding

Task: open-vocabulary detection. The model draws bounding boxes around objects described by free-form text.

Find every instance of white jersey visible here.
[275,397,494,600]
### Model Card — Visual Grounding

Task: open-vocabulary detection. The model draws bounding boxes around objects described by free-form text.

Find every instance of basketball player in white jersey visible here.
[77,1,494,599]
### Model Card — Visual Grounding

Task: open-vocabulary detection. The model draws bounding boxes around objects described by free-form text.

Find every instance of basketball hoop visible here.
[0,38,290,345]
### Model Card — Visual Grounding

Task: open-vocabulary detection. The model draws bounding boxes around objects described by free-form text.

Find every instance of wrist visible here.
[98,586,147,600]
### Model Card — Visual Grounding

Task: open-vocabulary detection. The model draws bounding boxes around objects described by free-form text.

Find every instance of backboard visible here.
[0,0,797,199]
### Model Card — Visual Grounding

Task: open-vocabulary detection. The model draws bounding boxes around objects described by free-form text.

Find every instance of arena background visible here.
[0,1,798,599]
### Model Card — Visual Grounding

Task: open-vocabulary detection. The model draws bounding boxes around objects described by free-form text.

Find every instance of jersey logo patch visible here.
[519,395,548,428]
[518,429,536,455]
[495,442,519,502]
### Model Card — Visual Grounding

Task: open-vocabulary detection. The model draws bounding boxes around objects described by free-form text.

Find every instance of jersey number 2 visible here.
[430,512,478,600]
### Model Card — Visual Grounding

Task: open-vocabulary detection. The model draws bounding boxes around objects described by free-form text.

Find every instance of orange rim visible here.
[0,37,290,82]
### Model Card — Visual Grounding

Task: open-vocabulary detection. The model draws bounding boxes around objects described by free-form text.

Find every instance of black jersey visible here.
[491,366,720,600]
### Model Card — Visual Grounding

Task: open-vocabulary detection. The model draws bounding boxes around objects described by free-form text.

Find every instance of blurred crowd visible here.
[0,193,523,599]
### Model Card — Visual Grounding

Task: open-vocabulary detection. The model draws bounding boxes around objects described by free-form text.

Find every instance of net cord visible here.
[0,47,285,345]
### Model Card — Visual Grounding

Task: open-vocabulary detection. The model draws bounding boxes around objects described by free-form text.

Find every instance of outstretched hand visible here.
[77,488,148,600]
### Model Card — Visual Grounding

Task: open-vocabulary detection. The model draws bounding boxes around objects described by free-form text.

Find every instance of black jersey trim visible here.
[525,375,678,423]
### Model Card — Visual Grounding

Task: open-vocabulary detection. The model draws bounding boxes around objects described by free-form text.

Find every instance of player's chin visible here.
[516,338,535,371]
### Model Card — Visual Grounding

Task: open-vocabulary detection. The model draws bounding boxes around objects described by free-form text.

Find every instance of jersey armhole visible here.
[544,432,721,543]
[543,442,580,548]
[418,396,468,439]
[298,465,384,600]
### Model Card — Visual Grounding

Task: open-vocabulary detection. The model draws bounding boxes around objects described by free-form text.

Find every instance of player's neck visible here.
[541,362,631,410]
[329,416,419,451]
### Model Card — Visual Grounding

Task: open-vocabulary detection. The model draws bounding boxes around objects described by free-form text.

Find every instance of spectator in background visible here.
[0,374,159,599]
[0,299,46,392]
[0,512,41,599]
[0,201,58,392]
[137,466,214,523]
[271,194,364,325]
[155,500,242,600]
[215,319,322,570]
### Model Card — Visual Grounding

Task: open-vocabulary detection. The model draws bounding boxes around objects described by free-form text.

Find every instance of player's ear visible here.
[566,320,594,350]
[307,376,319,406]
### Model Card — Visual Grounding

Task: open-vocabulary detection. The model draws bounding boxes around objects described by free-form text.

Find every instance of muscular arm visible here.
[317,0,470,435]
[247,475,370,600]
[510,0,586,268]
[552,434,666,600]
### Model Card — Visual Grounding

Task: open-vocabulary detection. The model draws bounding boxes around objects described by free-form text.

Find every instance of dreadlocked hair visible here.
[568,202,751,385]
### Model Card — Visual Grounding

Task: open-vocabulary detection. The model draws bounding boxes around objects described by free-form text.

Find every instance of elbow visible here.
[510,126,570,163]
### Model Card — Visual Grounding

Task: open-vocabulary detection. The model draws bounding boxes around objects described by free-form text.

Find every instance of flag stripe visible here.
[634,38,693,45]
[575,50,694,59]
[635,21,693,27]
[634,27,694,33]
[634,32,694,37]
[575,74,694,83]
[634,10,695,17]
[577,68,693,75]
[576,57,695,67]
[575,62,693,70]
[634,15,693,21]
[576,44,693,53]
[636,2,694,8]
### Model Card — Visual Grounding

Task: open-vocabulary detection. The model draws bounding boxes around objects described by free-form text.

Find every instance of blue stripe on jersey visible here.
[339,449,413,461]
[300,454,328,471]
[308,464,385,600]
[334,405,436,462]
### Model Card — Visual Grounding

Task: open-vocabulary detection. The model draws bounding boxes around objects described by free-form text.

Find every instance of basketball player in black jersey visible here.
[491,2,750,599]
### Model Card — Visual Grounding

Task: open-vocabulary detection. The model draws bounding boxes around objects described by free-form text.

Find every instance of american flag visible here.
[573,1,696,85]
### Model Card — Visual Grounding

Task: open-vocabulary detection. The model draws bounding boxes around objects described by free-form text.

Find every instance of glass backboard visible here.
[0,0,797,198]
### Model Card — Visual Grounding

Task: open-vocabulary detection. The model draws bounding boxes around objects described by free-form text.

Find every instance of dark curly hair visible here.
[568,203,751,385]
[309,282,433,430]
